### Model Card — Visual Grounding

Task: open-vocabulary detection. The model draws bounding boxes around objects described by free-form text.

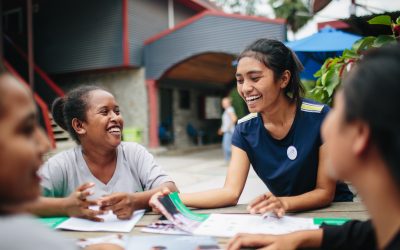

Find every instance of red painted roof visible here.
[318,20,350,31]
[178,0,220,11]
[144,10,286,45]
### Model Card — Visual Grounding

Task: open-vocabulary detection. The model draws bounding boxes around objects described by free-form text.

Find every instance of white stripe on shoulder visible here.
[238,113,258,124]
[301,102,324,113]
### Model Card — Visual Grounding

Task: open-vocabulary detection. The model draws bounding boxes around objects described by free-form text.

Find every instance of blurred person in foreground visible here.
[0,71,122,250]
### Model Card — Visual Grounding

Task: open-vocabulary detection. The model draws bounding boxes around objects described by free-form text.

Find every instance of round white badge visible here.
[287,146,297,160]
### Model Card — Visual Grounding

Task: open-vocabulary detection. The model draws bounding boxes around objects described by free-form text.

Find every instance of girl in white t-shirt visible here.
[27,86,177,221]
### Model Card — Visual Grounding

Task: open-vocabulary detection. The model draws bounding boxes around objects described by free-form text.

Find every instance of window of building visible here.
[179,90,190,110]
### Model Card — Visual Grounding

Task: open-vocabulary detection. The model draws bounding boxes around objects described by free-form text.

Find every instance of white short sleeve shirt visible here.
[39,142,173,199]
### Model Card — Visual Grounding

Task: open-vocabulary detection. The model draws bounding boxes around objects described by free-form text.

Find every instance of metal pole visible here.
[168,0,174,29]
[350,0,356,17]
[27,0,34,89]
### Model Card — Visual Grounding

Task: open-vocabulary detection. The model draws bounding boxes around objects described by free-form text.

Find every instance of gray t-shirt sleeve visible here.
[39,154,68,198]
[0,215,77,250]
[129,143,174,191]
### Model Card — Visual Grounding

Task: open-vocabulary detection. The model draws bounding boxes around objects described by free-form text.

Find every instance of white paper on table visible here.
[56,209,145,232]
[193,214,318,238]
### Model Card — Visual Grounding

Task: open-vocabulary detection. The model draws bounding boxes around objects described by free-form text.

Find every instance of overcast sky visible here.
[290,0,400,40]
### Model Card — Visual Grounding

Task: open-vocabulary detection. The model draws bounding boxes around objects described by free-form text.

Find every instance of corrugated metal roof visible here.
[128,0,169,66]
[34,0,123,74]
[144,13,286,80]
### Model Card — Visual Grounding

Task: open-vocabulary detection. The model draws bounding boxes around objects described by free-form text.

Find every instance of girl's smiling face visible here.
[236,57,289,113]
[76,89,124,150]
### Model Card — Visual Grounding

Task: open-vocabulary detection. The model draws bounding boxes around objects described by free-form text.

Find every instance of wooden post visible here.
[146,79,160,148]
[122,0,129,66]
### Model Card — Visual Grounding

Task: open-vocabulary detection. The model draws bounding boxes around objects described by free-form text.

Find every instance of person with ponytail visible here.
[26,86,177,221]
[226,44,400,250]
[150,39,353,215]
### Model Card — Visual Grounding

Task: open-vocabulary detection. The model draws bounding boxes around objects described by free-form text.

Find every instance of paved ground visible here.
[154,147,268,204]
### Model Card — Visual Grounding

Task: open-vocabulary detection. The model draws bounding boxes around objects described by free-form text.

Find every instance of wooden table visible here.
[61,202,369,248]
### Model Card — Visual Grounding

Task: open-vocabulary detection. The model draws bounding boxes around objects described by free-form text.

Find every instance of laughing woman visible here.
[26,86,177,220]
[151,39,353,216]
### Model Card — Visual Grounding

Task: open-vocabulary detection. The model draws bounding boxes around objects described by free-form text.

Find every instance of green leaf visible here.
[315,78,322,87]
[321,71,328,87]
[313,68,322,78]
[352,38,364,51]
[372,35,396,47]
[342,49,358,59]
[320,59,332,74]
[368,15,392,26]
[396,16,400,25]
[323,68,340,96]
[352,36,375,52]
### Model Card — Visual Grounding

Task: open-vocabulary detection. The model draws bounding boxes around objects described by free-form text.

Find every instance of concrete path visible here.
[154,148,268,204]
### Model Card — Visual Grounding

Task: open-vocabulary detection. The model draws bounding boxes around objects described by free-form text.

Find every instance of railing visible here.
[4,34,65,96]
[4,60,56,148]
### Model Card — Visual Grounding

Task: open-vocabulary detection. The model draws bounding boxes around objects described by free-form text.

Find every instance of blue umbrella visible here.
[286,27,362,79]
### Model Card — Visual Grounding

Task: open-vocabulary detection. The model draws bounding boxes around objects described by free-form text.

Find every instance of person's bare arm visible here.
[249,145,336,215]
[227,229,324,250]
[229,110,238,124]
[84,243,124,250]
[179,146,250,208]
[24,183,104,221]
[98,182,178,219]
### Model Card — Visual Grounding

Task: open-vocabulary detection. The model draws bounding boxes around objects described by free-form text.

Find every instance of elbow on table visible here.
[225,191,241,207]
[319,190,335,207]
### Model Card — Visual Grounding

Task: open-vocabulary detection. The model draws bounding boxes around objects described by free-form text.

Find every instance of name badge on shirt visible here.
[287,146,298,160]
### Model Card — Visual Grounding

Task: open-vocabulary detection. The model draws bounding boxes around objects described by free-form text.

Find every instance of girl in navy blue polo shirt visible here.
[151,39,353,216]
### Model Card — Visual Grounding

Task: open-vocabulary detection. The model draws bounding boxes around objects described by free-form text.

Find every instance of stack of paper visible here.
[144,192,320,238]
[56,209,145,232]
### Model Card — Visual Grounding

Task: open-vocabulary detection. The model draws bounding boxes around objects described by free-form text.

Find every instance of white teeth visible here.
[108,127,121,133]
[246,95,261,102]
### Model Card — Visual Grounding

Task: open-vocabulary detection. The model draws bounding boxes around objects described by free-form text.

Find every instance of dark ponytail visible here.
[343,44,400,188]
[51,85,102,143]
[51,97,67,131]
[237,39,304,105]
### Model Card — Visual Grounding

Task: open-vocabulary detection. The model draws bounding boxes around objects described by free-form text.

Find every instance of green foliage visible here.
[269,0,312,33]
[214,0,311,32]
[367,15,392,26]
[229,87,248,119]
[213,0,265,16]
[309,15,400,105]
